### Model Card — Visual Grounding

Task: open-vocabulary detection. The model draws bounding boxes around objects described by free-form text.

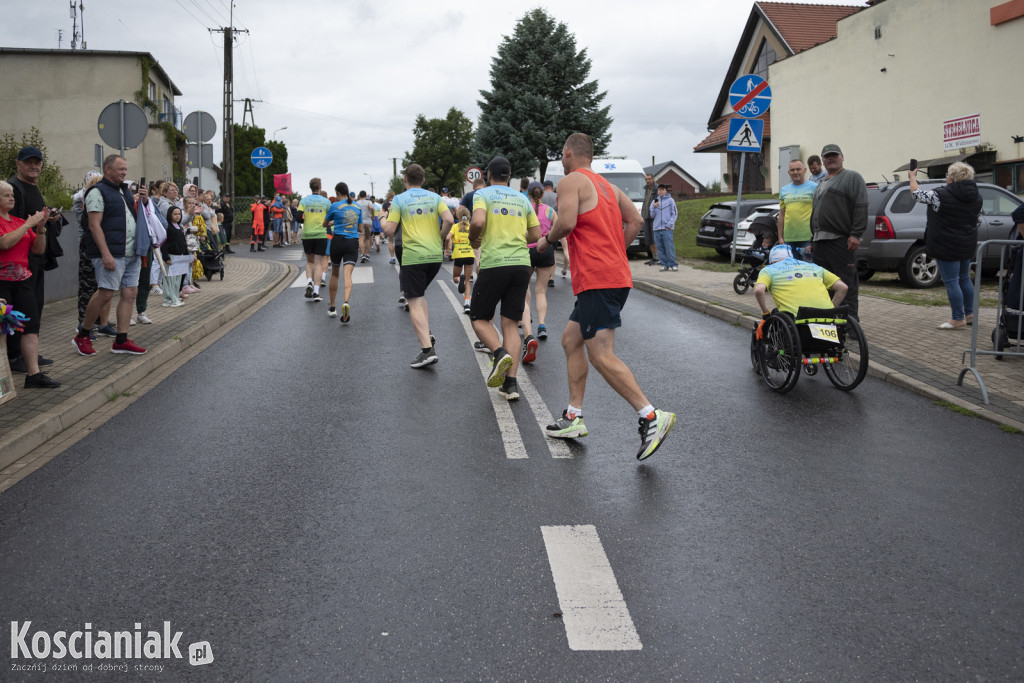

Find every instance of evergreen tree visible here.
[475,8,612,180]
[402,108,474,192]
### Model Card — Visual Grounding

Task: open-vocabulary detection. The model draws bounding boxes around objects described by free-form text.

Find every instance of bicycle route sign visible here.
[251,147,273,168]
[729,74,772,119]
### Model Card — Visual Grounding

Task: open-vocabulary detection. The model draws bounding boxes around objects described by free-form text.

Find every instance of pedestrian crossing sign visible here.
[727,118,764,152]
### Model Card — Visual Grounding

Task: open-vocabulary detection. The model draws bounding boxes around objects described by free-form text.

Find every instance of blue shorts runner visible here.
[568,287,630,340]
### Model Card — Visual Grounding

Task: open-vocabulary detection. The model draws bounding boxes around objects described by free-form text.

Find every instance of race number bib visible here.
[808,323,839,342]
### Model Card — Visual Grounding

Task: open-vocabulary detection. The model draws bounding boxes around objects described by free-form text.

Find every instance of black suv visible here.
[857,180,1022,288]
[696,200,779,256]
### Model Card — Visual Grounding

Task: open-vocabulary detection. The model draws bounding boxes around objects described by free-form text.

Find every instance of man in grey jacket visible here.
[809,144,867,320]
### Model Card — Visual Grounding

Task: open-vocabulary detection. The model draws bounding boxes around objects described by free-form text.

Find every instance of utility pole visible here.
[211,0,248,200]
[390,157,400,178]
[240,98,258,127]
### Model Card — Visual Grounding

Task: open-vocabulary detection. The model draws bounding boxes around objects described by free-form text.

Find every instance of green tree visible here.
[0,127,72,208]
[402,108,474,192]
[232,124,289,197]
[475,8,612,180]
[389,176,405,195]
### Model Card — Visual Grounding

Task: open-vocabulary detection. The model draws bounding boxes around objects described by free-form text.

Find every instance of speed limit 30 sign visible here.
[465,167,482,183]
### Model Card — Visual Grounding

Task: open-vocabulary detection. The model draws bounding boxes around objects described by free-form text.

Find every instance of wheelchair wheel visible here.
[824,316,868,391]
[733,272,750,295]
[757,314,800,393]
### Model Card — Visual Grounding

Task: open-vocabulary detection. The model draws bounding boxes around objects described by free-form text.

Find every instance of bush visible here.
[0,127,73,209]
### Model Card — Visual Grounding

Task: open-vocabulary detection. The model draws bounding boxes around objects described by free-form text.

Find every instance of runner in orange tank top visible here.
[535,132,677,461]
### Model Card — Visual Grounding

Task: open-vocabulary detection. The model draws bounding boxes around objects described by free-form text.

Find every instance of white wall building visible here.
[769,0,1024,192]
[0,48,183,190]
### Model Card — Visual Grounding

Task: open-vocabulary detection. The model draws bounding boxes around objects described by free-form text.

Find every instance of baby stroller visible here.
[198,233,226,281]
[733,214,778,294]
[992,218,1024,360]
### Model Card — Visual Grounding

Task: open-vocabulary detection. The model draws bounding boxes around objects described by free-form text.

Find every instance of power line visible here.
[172,0,210,28]
[189,0,221,26]
[198,0,230,25]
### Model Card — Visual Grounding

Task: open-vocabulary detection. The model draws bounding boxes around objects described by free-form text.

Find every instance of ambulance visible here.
[543,157,649,256]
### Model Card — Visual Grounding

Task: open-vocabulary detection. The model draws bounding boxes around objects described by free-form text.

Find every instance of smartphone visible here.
[909,159,918,173]
[140,176,146,188]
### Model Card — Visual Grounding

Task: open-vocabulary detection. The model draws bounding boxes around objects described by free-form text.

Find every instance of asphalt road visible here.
[2,250,1022,681]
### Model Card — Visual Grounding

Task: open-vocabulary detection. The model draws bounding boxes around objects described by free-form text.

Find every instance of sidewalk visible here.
[628,259,1024,431]
[0,256,296,481]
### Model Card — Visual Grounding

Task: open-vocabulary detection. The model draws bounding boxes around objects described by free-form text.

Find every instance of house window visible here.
[148,80,156,102]
[753,38,777,80]
[993,162,1024,194]
[874,26,882,39]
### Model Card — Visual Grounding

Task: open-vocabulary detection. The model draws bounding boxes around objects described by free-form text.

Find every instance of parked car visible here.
[856,180,1023,288]
[696,199,779,256]
[734,204,780,250]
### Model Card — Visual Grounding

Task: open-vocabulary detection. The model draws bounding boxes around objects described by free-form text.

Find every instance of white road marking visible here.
[437,265,571,459]
[436,280,528,459]
[290,265,374,287]
[540,525,643,651]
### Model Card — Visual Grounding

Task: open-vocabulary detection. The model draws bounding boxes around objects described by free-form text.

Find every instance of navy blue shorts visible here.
[399,262,441,299]
[569,287,630,340]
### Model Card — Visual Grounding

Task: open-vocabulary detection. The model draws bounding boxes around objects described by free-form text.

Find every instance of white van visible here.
[544,157,649,255]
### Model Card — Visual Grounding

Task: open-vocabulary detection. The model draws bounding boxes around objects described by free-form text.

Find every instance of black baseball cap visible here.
[17,146,42,162]
[543,179,554,188]
[486,156,511,179]
[821,143,843,156]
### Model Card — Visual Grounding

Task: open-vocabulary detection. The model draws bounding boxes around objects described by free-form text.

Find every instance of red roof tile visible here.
[757,2,863,54]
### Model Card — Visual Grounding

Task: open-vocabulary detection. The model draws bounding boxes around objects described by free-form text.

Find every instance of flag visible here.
[273,173,292,195]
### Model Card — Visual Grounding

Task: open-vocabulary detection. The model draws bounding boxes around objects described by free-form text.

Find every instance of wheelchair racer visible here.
[754,244,848,317]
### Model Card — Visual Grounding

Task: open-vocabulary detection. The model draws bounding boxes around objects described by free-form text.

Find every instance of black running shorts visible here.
[470,265,531,322]
[330,237,360,267]
[529,245,555,269]
[453,256,475,267]
[568,287,630,340]
[399,262,441,299]
[303,238,329,256]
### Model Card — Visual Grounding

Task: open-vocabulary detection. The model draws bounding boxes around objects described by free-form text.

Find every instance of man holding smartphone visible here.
[5,146,66,373]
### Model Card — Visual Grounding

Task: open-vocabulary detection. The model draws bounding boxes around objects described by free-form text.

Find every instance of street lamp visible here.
[363,172,375,197]
[272,126,288,139]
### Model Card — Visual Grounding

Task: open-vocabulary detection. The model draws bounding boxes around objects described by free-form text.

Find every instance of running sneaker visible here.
[389,257,397,264]
[398,294,407,305]
[474,341,489,353]
[328,306,337,317]
[129,317,136,326]
[72,335,97,356]
[463,302,471,315]
[320,278,327,288]
[96,324,117,337]
[312,292,323,302]
[545,410,588,439]
[341,303,351,323]
[537,324,547,340]
[498,377,520,401]
[76,324,97,341]
[111,339,147,355]
[410,347,438,368]
[522,335,538,364]
[137,313,153,324]
[457,273,466,294]
[304,283,314,299]
[548,279,554,288]
[486,348,513,388]
[636,409,677,461]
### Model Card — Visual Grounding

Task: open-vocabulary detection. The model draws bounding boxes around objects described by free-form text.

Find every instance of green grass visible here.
[105,389,135,402]
[672,193,776,260]
[687,260,740,273]
[999,424,1022,434]
[933,401,979,418]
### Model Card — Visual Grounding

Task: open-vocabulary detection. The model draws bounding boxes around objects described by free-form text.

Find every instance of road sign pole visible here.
[732,152,746,266]
[197,116,203,182]
[118,99,126,157]
[260,168,264,199]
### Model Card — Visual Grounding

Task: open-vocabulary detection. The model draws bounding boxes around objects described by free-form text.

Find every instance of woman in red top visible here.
[0,180,59,388]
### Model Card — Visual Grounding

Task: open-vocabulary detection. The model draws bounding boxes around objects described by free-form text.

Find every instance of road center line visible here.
[437,270,570,459]
[541,525,643,651]
[436,279,528,459]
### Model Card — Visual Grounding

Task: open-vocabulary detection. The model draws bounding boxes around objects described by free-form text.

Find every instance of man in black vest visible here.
[6,146,66,372]
[72,155,149,357]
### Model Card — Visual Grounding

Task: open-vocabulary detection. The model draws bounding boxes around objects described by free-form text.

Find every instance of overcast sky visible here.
[3,0,862,194]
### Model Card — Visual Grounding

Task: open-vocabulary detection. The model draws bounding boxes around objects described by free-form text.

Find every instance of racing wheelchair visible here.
[750,305,869,394]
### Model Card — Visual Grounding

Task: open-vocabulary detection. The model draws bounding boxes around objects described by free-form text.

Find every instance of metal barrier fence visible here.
[958,239,1024,404]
